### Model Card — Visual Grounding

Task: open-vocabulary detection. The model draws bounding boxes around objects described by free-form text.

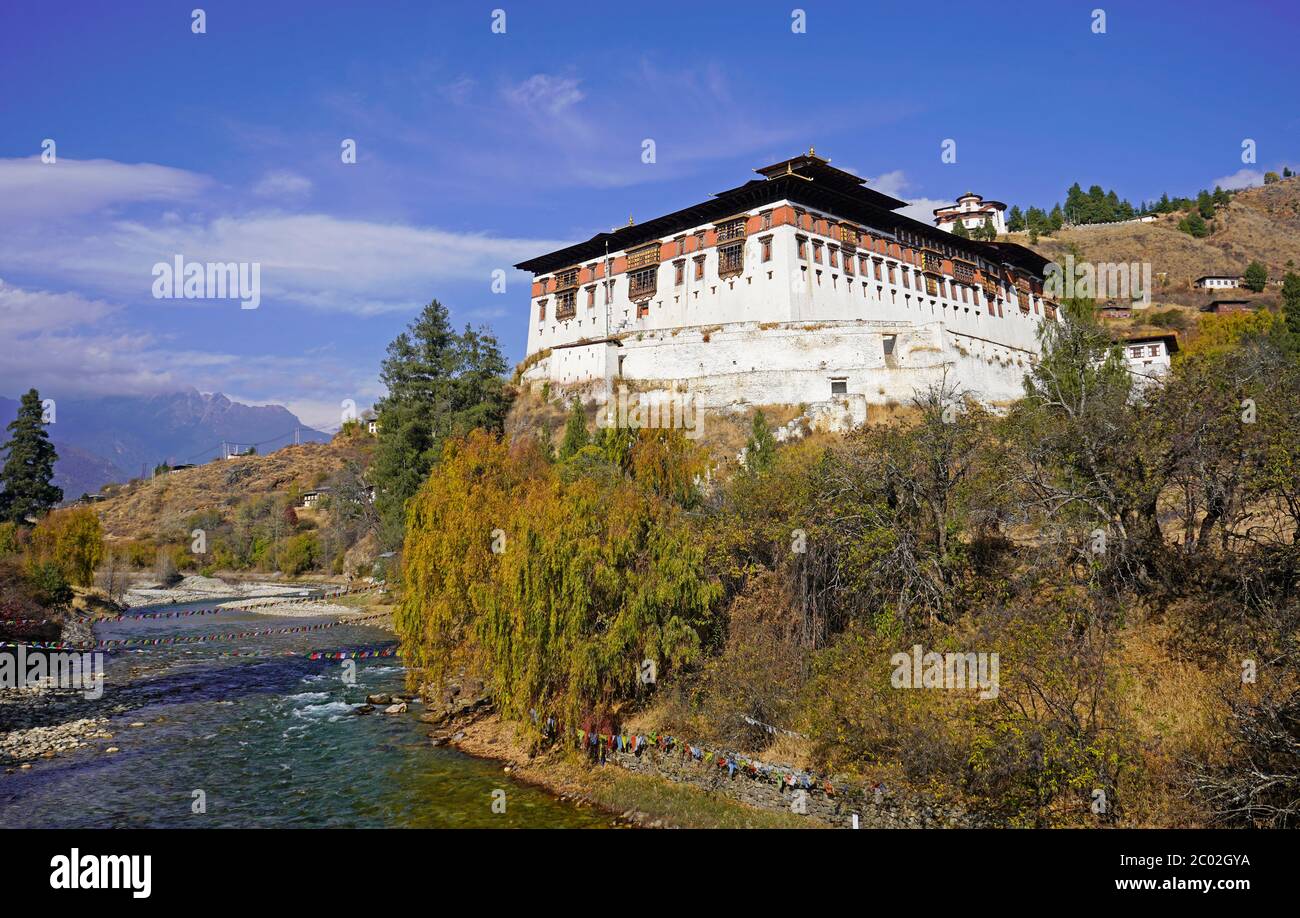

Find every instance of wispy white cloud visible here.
[0,279,117,334]
[865,170,949,224]
[0,157,566,316]
[0,157,211,220]
[501,74,585,115]
[252,170,313,200]
[1211,168,1265,191]
[0,280,377,417]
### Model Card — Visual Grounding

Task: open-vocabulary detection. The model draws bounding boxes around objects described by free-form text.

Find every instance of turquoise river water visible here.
[0,593,611,828]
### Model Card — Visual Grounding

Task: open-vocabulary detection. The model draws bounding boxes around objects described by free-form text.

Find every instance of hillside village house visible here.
[1195,275,1242,290]
[300,488,331,509]
[932,192,1008,236]
[516,151,1058,426]
[1120,332,1178,384]
[1200,299,1252,314]
[1096,303,1134,320]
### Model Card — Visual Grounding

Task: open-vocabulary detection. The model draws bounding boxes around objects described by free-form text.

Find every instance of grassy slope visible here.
[1020,177,1300,309]
[92,437,368,541]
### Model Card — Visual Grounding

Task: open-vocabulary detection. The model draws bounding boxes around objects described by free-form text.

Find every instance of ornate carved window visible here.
[718,241,744,277]
[627,244,661,271]
[628,265,657,300]
[716,218,747,243]
[555,289,577,319]
[555,268,579,291]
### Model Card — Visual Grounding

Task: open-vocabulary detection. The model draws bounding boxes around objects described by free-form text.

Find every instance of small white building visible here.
[933,192,1008,236]
[300,488,332,509]
[1194,275,1242,290]
[1120,333,1178,384]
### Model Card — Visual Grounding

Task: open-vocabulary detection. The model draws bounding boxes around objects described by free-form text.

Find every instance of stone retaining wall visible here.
[600,743,987,828]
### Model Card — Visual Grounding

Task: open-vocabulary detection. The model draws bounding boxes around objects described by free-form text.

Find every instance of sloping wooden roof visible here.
[515,153,1048,278]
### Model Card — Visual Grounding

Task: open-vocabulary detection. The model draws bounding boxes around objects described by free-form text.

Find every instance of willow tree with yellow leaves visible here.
[396,428,721,732]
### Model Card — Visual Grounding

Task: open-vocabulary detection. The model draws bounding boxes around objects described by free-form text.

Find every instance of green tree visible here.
[1281,271,1300,340]
[557,398,590,460]
[952,220,970,239]
[744,410,777,474]
[980,216,997,240]
[1007,205,1024,232]
[28,507,103,587]
[1177,212,1208,238]
[1243,261,1268,293]
[0,389,62,524]
[370,301,511,546]
[278,532,320,575]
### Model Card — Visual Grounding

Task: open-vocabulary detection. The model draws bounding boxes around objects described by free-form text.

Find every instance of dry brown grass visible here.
[93,438,368,541]
[1112,620,1229,826]
[1016,178,1300,308]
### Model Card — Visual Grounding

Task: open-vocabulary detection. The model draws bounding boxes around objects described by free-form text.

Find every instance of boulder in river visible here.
[384,702,408,715]
[352,704,375,716]
[366,693,392,705]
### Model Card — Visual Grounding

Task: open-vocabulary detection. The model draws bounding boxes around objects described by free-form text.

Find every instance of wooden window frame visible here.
[717,240,745,278]
[628,265,658,300]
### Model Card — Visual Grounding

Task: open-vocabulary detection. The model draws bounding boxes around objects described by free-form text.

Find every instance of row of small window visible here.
[539,240,771,320]
[800,241,995,304]
[1129,345,1162,358]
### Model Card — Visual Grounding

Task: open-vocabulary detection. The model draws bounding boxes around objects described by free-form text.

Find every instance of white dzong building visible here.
[516,152,1056,426]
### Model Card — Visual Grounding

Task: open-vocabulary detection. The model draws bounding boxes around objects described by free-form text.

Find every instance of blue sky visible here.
[1,0,1296,428]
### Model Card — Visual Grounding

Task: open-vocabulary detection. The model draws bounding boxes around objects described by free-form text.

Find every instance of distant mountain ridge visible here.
[0,389,330,499]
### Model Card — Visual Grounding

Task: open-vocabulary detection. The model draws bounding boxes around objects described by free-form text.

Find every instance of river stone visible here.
[384,702,408,715]
[352,705,375,715]
[366,693,392,705]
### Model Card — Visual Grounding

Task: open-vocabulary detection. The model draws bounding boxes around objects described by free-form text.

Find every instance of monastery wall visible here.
[519,177,1055,429]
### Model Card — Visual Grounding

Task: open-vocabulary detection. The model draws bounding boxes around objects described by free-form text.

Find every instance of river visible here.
[0,592,611,828]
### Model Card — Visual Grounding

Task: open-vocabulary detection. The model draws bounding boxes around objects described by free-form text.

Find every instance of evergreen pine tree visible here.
[1243,261,1268,293]
[1281,272,1300,340]
[0,389,62,524]
[370,300,511,546]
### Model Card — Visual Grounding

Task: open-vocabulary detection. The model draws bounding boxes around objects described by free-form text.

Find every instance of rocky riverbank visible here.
[416,690,822,829]
[414,683,989,829]
[0,683,146,770]
[124,574,313,608]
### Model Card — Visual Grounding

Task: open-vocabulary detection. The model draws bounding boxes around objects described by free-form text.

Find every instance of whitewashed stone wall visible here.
[523,199,1051,428]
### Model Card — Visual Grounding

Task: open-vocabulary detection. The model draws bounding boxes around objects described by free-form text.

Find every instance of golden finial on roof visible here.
[628,215,635,226]
[808,146,815,156]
